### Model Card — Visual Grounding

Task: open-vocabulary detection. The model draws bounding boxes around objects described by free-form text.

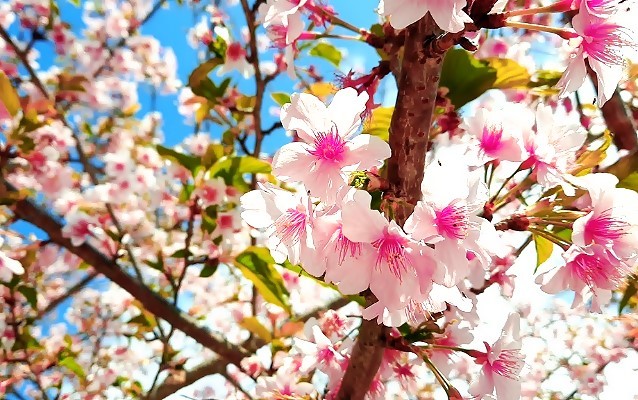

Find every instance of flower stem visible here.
[505,21,579,40]
[504,2,573,18]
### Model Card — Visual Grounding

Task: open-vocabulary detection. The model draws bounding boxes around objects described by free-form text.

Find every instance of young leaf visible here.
[619,275,638,314]
[271,92,291,106]
[362,107,393,142]
[234,247,291,313]
[533,234,554,273]
[156,145,201,174]
[309,42,343,67]
[59,356,86,380]
[239,316,273,342]
[440,49,497,108]
[0,71,21,117]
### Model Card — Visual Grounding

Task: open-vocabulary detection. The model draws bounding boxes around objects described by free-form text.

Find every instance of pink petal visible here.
[344,134,391,170]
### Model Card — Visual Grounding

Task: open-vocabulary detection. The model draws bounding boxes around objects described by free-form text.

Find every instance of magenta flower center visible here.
[582,23,634,66]
[480,123,505,155]
[274,207,307,244]
[226,42,246,61]
[584,209,628,244]
[490,348,524,379]
[435,203,470,240]
[570,251,622,289]
[372,229,411,279]
[335,227,361,265]
[268,25,289,48]
[309,130,347,163]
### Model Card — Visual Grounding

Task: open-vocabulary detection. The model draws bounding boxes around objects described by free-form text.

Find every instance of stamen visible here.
[372,230,411,279]
[309,129,347,163]
[274,208,307,244]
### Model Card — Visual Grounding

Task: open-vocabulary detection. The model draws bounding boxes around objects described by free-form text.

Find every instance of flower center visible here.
[491,349,524,379]
[335,227,361,264]
[309,130,347,163]
[435,202,471,240]
[480,123,505,155]
[372,230,410,279]
[584,209,628,244]
[226,42,246,61]
[582,23,635,66]
[274,207,307,244]
[570,251,624,289]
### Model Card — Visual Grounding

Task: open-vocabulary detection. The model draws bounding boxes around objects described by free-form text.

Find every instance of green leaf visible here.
[619,275,638,314]
[17,286,38,308]
[486,58,531,89]
[0,71,21,117]
[199,259,219,277]
[234,247,291,313]
[533,234,554,273]
[362,107,393,141]
[573,131,613,176]
[188,59,223,90]
[440,49,497,109]
[617,172,638,192]
[59,356,86,380]
[209,155,271,192]
[156,145,201,174]
[271,92,291,106]
[308,42,342,67]
[236,95,256,112]
[240,316,273,342]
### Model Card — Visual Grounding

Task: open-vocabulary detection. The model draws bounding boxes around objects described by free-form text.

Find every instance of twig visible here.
[5,179,251,368]
[35,271,99,320]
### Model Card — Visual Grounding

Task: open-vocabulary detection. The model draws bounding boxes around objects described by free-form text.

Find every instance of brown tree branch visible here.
[146,296,352,399]
[587,68,638,151]
[335,15,445,400]
[3,180,251,368]
[144,358,231,400]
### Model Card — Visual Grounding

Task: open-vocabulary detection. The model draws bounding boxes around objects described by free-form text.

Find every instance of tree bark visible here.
[335,15,444,400]
[587,68,638,151]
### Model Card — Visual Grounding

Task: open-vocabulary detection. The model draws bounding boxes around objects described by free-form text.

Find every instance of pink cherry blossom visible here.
[214,26,255,79]
[294,323,348,382]
[240,182,315,265]
[522,104,586,195]
[379,0,472,33]
[308,209,376,294]
[405,162,501,286]
[341,190,436,313]
[556,6,637,106]
[572,174,638,260]
[273,88,391,203]
[469,313,524,400]
[255,361,316,399]
[0,240,24,276]
[536,244,631,311]
[62,211,104,247]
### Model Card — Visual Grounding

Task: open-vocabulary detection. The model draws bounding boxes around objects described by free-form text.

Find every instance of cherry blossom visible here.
[240,182,315,264]
[214,26,255,79]
[556,5,637,106]
[405,162,501,286]
[469,313,524,400]
[522,104,587,195]
[273,88,391,203]
[460,106,526,166]
[378,0,472,32]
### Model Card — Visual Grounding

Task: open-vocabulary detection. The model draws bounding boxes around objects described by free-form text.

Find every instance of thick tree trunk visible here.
[335,15,444,400]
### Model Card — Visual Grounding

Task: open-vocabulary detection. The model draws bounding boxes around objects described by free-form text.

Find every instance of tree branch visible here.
[587,66,637,150]
[3,180,250,368]
[144,358,231,400]
[335,15,444,400]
